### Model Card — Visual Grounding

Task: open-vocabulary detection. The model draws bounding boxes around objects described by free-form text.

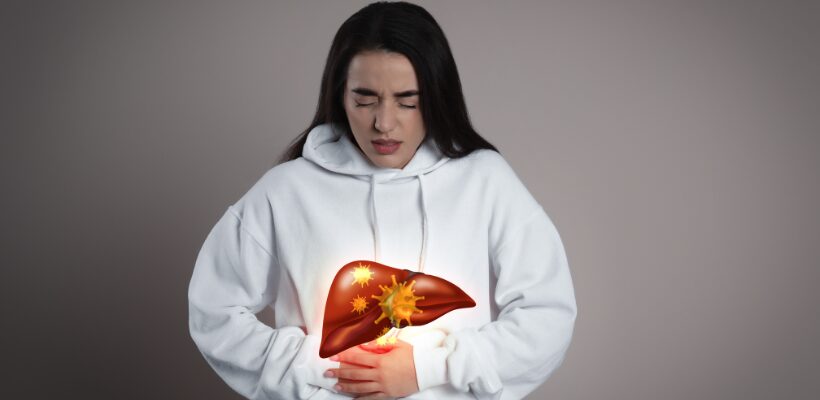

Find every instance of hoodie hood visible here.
[302,123,451,272]
[302,122,449,180]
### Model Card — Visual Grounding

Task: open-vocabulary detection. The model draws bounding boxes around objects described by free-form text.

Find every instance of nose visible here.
[374,103,397,133]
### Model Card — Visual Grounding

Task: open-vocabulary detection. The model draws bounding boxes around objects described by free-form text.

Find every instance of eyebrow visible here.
[351,87,419,98]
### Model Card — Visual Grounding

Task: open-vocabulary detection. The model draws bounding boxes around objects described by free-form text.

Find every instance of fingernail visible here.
[330,355,339,361]
[323,370,334,377]
[334,384,342,391]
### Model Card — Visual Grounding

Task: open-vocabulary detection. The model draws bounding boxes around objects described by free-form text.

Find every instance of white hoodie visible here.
[188,123,577,400]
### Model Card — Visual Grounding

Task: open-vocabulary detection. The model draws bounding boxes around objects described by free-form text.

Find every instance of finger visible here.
[360,341,396,353]
[328,366,379,381]
[340,362,361,369]
[331,345,363,361]
[335,380,381,394]
[337,347,381,367]
[359,341,388,350]
[358,342,376,352]
[332,351,360,366]
[356,393,389,400]
[338,377,368,384]
[340,345,375,358]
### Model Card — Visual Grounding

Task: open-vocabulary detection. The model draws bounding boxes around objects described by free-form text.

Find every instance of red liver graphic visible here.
[320,260,475,358]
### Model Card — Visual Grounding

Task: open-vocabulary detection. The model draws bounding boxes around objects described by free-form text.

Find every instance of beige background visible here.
[3,1,819,399]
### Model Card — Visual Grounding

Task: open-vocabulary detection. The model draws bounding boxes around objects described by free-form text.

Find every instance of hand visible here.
[336,361,376,398]
[326,339,419,399]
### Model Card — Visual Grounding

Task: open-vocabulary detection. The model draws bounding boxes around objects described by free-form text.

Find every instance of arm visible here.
[187,206,338,399]
[413,153,578,399]
[414,207,577,399]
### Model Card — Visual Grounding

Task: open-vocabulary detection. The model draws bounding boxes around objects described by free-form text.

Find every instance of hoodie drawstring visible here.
[369,174,382,263]
[369,173,429,273]
[417,173,429,273]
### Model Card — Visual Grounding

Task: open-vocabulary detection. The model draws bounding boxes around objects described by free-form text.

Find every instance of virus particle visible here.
[377,326,391,338]
[374,327,397,346]
[371,274,425,328]
[376,335,397,346]
[350,295,368,315]
[350,263,375,288]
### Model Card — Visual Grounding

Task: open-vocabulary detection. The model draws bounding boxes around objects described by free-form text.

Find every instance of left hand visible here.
[327,339,419,399]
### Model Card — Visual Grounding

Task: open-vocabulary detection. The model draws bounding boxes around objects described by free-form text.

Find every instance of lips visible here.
[372,139,401,155]
[319,260,476,358]
[372,139,401,145]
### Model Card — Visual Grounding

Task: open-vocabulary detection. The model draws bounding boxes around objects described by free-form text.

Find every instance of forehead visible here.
[346,51,418,92]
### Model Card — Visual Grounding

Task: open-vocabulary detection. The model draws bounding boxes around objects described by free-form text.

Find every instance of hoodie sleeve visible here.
[412,152,578,399]
[188,205,339,399]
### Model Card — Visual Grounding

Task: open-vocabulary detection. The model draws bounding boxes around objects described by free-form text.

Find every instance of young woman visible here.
[188,2,577,399]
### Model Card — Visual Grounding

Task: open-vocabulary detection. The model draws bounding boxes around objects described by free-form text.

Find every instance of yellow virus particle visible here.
[374,327,397,346]
[350,294,368,315]
[371,274,425,328]
[350,263,375,288]
[377,326,391,337]
[375,332,389,346]
[376,335,398,346]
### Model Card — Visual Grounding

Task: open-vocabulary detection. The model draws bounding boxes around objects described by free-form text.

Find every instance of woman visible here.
[188,2,577,399]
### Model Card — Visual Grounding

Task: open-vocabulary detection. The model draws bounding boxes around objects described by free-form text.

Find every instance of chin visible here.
[370,154,403,169]
[378,161,401,169]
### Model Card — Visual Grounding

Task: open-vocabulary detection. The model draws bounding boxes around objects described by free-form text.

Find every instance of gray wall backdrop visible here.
[3,1,819,399]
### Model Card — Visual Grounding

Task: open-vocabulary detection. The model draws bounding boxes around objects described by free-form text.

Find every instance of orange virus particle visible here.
[350,295,368,315]
[371,274,425,328]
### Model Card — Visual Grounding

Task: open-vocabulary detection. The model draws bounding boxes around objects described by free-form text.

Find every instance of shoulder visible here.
[231,157,313,213]
[451,148,512,176]
[463,148,543,219]
[460,147,506,165]
[245,157,317,194]
[226,157,320,243]
[448,147,542,212]
[454,148,524,187]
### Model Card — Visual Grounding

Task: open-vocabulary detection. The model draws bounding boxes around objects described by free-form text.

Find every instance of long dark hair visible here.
[278,1,498,164]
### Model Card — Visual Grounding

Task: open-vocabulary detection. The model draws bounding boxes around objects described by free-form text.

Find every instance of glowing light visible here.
[374,327,397,346]
[350,263,375,288]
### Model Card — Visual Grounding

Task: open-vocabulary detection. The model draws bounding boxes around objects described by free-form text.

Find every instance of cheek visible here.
[345,104,370,127]
[406,114,425,142]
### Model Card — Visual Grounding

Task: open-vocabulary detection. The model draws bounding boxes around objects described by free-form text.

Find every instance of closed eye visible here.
[355,102,417,109]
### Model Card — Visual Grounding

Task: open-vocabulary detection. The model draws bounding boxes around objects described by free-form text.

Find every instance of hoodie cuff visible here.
[413,345,450,391]
[295,334,340,393]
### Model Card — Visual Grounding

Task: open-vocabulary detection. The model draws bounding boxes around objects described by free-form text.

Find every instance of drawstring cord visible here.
[417,173,428,273]
[369,173,429,273]
[370,174,381,263]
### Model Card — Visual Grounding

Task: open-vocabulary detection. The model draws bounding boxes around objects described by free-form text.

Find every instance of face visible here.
[343,50,425,169]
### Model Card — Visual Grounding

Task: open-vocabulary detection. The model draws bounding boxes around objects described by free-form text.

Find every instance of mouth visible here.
[372,139,402,155]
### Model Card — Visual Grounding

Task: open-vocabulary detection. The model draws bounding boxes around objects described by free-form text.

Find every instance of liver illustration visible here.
[320,259,475,358]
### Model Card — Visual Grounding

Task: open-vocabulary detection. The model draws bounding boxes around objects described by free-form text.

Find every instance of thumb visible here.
[359,341,383,351]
